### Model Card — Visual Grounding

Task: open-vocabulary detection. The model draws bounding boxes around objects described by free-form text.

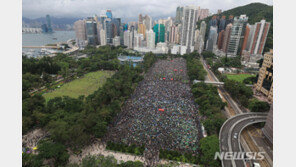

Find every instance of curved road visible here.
[219,113,267,167]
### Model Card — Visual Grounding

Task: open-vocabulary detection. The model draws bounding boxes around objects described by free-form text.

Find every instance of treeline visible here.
[184,52,207,81]
[106,141,145,156]
[191,82,226,135]
[159,149,198,164]
[224,79,270,112]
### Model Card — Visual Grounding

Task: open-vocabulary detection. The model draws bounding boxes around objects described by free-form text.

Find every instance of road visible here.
[219,113,267,167]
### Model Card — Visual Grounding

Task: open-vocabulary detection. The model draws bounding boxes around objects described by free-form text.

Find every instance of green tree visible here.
[199,135,221,167]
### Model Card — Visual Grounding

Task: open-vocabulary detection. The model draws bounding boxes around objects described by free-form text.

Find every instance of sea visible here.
[22,31,75,57]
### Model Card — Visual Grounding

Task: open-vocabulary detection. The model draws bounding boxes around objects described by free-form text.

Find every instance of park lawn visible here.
[226,74,255,83]
[43,70,115,101]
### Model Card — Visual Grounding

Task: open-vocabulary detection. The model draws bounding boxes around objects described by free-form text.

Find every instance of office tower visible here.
[199,9,209,20]
[146,29,155,49]
[119,26,124,45]
[227,15,248,56]
[262,105,273,144]
[217,9,222,14]
[256,49,273,101]
[143,15,152,30]
[129,26,135,49]
[199,21,207,41]
[41,24,48,33]
[222,23,232,53]
[100,29,107,46]
[249,20,271,55]
[175,6,184,24]
[74,20,87,47]
[113,36,120,46]
[194,29,200,44]
[86,17,98,45]
[153,24,165,44]
[105,19,113,44]
[218,16,226,32]
[46,15,53,33]
[217,30,224,50]
[106,9,112,19]
[123,24,128,31]
[180,6,199,54]
[206,26,218,52]
[124,30,130,47]
[169,25,179,44]
[100,14,107,30]
[138,23,146,39]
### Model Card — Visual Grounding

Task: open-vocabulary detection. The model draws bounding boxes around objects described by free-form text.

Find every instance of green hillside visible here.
[197,3,273,52]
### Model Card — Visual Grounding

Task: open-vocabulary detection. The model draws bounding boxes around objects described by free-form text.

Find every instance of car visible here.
[233,133,238,139]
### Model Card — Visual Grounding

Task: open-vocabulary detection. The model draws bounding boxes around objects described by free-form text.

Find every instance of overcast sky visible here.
[23,0,273,20]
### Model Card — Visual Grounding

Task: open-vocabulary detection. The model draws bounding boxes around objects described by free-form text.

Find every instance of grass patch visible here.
[43,70,115,101]
[226,74,255,83]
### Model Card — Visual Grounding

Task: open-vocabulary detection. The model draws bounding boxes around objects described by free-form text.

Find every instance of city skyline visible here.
[23,0,273,20]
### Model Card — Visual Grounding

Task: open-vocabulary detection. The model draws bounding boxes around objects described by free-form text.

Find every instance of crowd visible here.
[107,58,202,156]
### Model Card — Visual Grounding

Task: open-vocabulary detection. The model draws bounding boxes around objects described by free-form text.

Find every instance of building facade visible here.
[256,49,273,101]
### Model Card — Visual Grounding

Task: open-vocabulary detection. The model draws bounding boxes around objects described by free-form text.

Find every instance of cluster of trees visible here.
[23,140,69,167]
[184,52,207,81]
[198,135,221,167]
[243,75,258,84]
[67,155,144,167]
[106,141,145,156]
[224,79,270,112]
[224,79,253,107]
[159,149,198,164]
[191,82,226,135]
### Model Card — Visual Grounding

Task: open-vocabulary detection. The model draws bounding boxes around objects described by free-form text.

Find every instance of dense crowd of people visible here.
[107,58,202,156]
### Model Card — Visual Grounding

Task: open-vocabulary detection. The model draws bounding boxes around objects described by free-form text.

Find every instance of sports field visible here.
[43,70,115,101]
[226,73,255,83]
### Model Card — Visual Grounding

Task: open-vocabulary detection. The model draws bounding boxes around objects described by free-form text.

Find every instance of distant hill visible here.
[198,3,273,53]
[22,17,83,30]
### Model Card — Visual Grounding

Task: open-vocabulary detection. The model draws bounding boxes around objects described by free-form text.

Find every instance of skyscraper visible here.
[206,26,218,52]
[146,29,156,49]
[86,17,98,45]
[138,14,143,24]
[124,30,130,48]
[217,30,225,50]
[198,9,209,20]
[143,15,152,30]
[180,6,199,54]
[227,15,248,56]
[46,15,53,33]
[138,24,146,39]
[218,16,226,33]
[249,20,271,55]
[199,21,207,41]
[169,25,179,44]
[74,20,87,47]
[106,9,112,19]
[222,23,232,53]
[100,29,107,46]
[153,24,165,44]
[175,7,184,24]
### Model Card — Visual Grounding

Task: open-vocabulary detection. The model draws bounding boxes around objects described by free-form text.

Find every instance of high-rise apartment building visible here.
[138,24,146,39]
[217,30,224,50]
[175,7,184,24]
[124,30,130,48]
[180,6,199,54]
[218,16,226,33]
[153,24,165,44]
[198,9,209,20]
[146,29,155,49]
[143,15,152,30]
[249,20,271,55]
[100,29,107,46]
[206,26,218,52]
[199,21,207,41]
[256,49,273,101]
[227,15,248,56]
[169,25,179,44]
[222,23,232,53]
